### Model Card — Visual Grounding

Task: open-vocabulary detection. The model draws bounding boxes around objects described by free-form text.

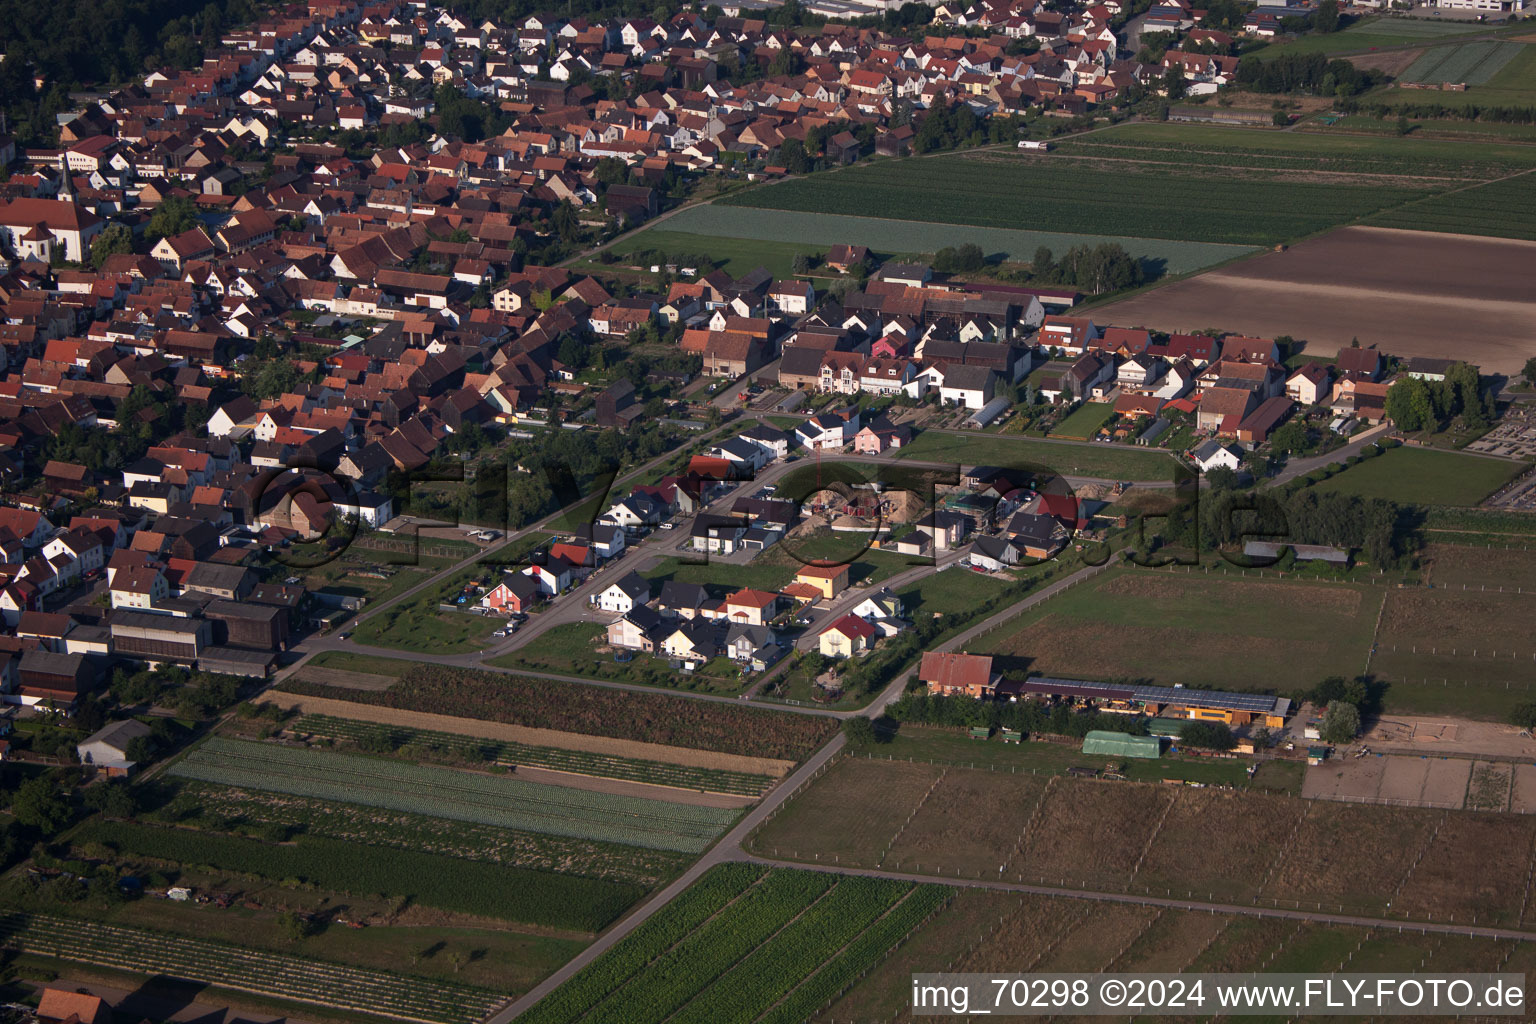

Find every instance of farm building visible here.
[1011,676,1290,728]
[1082,730,1162,759]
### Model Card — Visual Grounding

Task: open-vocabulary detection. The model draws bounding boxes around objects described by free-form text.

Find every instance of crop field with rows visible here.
[72,821,642,933]
[292,713,773,796]
[0,913,501,1024]
[1050,122,1536,178]
[277,665,836,761]
[718,152,1428,245]
[1401,40,1525,86]
[519,865,952,1024]
[167,781,691,888]
[1370,173,1536,240]
[171,738,739,853]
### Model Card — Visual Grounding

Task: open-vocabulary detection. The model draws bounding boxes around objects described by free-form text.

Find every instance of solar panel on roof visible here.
[1132,685,1278,713]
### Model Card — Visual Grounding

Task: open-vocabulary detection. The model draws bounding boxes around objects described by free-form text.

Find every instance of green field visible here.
[517,864,951,1024]
[1369,170,1536,239]
[1049,401,1117,440]
[1375,40,1536,110]
[1310,446,1529,505]
[162,778,691,887]
[1257,16,1494,58]
[634,204,1257,275]
[172,738,739,853]
[71,820,641,933]
[897,429,1181,481]
[1052,120,1536,177]
[291,711,775,794]
[1400,39,1526,85]
[976,567,1383,694]
[719,149,1427,246]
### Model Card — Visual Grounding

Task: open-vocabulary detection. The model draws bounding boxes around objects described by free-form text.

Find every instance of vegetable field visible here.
[276,665,837,761]
[293,713,773,796]
[1401,40,1525,86]
[0,913,500,1024]
[519,865,951,1024]
[1050,122,1536,179]
[172,739,739,853]
[719,151,1429,246]
[72,821,641,933]
[164,780,691,888]
[1370,172,1536,240]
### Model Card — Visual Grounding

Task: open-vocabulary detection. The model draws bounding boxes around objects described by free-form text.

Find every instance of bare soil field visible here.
[267,693,794,776]
[1377,588,1536,657]
[1513,764,1536,813]
[1423,543,1536,589]
[1188,916,1298,972]
[883,769,1046,873]
[1395,814,1536,926]
[292,667,396,691]
[750,757,939,864]
[1112,910,1232,972]
[1093,227,1536,374]
[1135,789,1307,901]
[952,898,1090,973]
[1032,903,1161,972]
[1344,46,1428,75]
[1263,802,1441,912]
[1304,754,1390,802]
[1347,930,1445,972]
[1015,781,1178,891]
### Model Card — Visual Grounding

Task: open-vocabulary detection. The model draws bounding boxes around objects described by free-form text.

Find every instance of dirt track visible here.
[1094,227,1536,374]
[268,693,794,777]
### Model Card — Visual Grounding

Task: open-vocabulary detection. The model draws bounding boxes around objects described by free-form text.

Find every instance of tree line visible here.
[1235,53,1382,97]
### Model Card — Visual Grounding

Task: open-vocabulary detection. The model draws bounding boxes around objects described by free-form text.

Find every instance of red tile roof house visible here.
[919,651,1002,699]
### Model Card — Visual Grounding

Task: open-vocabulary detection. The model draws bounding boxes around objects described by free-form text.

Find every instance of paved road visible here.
[1268,422,1393,485]
[483,552,1120,1022]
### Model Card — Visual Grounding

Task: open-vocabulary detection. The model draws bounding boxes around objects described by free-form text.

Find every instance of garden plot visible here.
[291,713,773,796]
[0,913,499,1024]
[172,738,737,853]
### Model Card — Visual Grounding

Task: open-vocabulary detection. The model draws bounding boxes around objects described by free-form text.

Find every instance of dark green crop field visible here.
[719,150,1430,246]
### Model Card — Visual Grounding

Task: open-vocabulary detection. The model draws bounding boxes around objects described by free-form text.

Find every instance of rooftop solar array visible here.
[1019,677,1281,714]
[1132,685,1281,713]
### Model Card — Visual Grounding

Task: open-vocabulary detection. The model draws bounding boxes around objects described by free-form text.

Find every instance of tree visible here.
[1179,721,1236,750]
[842,716,878,747]
[1315,0,1340,32]
[1032,246,1054,277]
[1268,419,1309,455]
[1162,64,1186,100]
[790,253,810,275]
[1272,110,1291,127]
[277,911,314,942]
[89,224,133,268]
[1321,700,1361,743]
[12,777,72,834]
[1523,356,1536,385]
[1509,703,1536,730]
[147,195,197,241]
